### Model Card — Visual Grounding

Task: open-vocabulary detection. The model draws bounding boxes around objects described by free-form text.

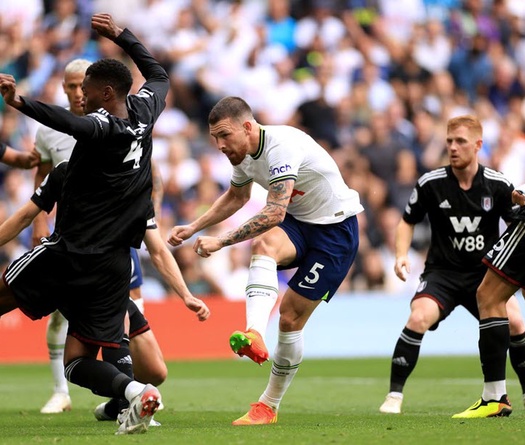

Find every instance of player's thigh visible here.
[477,268,519,317]
[252,226,297,266]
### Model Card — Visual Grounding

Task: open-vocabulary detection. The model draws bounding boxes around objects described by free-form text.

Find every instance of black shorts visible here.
[483,220,525,288]
[4,245,131,348]
[412,268,485,330]
[128,298,150,339]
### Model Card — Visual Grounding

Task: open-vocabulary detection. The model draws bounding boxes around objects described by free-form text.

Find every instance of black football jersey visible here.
[18,29,169,254]
[403,165,514,273]
[31,160,67,213]
[31,160,155,233]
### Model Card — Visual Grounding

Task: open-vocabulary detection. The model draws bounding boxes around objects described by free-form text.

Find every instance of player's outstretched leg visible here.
[229,329,269,365]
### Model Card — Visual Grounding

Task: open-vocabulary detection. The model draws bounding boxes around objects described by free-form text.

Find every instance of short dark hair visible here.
[208,96,254,125]
[85,58,133,98]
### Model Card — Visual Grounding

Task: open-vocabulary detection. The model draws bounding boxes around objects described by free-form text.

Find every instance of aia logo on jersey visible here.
[482,196,493,212]
[417,280,427,293]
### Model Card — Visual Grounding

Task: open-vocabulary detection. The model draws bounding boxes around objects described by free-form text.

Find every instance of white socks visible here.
[124,381,146,402]
[260,330,303,411]
[46,310,69,394]
[245,255,278,339]
[482,381,507,401]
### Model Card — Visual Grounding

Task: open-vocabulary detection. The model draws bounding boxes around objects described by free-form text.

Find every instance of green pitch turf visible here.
[0,356,523,444]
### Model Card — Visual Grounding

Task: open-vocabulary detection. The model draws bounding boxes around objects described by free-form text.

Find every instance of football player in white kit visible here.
[169,96,363,425]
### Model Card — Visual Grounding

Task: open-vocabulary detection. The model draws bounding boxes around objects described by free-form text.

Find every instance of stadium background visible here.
[2,0,525,363]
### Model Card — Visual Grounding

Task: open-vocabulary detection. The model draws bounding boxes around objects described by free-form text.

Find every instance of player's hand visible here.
[21,149,41,169]
[91,13,123,40]
[394,256,410,282]
[0,74,23,108]
[168,224,194,246]
[194,236,222,258]
[183,295,210,321]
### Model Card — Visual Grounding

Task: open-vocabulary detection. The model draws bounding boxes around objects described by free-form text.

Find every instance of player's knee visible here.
[278,313,303,332]
[251,235,276,256]
[406,311,434,333]
[150,364,168,386]
[134,359,168,386]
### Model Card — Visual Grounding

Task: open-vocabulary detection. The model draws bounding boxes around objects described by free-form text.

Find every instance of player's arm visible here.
[0,200,42,246]
[0,143,41,169]
[168,181,252,246]
[92,13,169,100]
[190,178,293,257]
[143,227,210,321]
[394,218,415,282]
[151,160,163,222]
[0,74,97,138]
[217,178,292,247]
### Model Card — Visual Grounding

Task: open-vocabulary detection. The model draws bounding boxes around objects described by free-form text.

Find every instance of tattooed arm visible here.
[191,179,293,257]
[218,179,292,246]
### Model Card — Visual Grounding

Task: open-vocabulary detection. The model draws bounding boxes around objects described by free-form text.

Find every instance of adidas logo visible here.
[439,200,451,209]
[392,356,409,367]
[117,355,133,365]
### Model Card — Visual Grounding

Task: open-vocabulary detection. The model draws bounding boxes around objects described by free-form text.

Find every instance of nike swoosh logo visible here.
[298,281,315,289]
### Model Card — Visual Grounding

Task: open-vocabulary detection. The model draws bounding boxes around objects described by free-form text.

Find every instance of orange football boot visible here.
[229,329,269,365]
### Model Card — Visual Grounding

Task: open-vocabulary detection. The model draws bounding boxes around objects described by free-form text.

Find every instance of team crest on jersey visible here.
[417,280,427,293]
[481,196,492,211]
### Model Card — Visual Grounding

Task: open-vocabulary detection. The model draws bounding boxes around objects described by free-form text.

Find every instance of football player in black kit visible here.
[0,13,207,434]
[379,115,525,416]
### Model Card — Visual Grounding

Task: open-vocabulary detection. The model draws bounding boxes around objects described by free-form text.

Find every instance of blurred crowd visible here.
[1,0,525,299]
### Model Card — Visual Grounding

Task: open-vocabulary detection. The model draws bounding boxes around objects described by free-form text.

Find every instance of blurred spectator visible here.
[166,6,209,120]
[412,19,452,74]
[294,0,346,53]
[263,0,297,54]
[491,112,525,187]
[448,32,493,103]
[487,55,524,116]
[292,56,343,151]
[41,0,89,67]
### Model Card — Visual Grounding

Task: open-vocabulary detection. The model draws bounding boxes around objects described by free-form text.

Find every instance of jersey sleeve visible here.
[34,126,52,162]
[18,98,98,140]
[31,162,67,213]
[402,181,428,225]
[231,165,252,187]
[115,28,169,121]
[266,136,300,185]
[145,201,157,230]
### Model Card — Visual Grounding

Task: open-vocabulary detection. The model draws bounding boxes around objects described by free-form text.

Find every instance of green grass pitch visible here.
[0,356,524,445]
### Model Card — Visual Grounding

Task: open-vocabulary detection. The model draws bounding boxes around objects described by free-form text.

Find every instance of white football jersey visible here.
[231,125,363,224]
[35,119,75,166]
